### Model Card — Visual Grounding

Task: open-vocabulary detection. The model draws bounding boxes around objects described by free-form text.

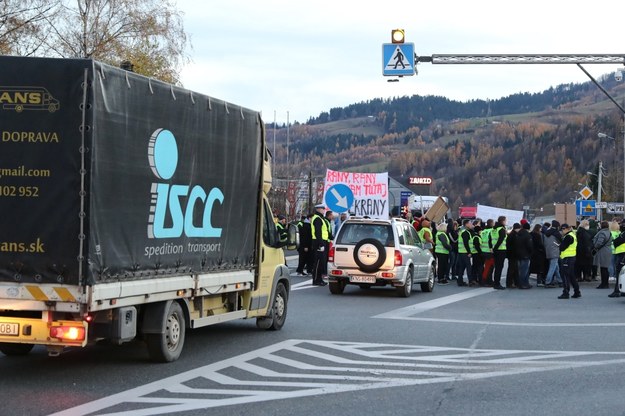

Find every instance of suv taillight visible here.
[394,250,402,266]
[328,242,335,262]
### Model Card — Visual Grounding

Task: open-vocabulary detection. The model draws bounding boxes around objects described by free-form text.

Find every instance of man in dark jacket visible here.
[575,220,593,282]
[506,223,521,288]
[296,215,312,276]
[516,222,534,289]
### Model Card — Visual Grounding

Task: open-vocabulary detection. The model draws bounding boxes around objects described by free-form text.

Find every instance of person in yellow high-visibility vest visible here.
[491,216,508,290]
[311,204,329,286]
[609,221,625,298]
[558,224,581,299]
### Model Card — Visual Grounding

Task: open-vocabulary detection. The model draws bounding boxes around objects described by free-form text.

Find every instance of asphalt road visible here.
[2,256,625,416]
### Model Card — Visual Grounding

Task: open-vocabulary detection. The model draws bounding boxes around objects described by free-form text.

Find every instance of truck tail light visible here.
[328,243,335,262]
[50,326,86,342]
[394,250,403,266]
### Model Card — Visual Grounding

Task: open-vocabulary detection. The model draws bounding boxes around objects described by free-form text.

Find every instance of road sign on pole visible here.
[324,184,354,214]
[579,186,593,200]
[575,199,596,216]
[382,43,415,76]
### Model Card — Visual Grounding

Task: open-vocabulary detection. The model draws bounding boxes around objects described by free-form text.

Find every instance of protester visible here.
[559,223,581,299]
[516,222,533,289]
[592,221,612,289]
[447,219,459,281]
[481,219,495,286]
[543,220,563,288]
[530,223,546,286]
[609,221,625,298]
[491,216,508,290]
[575,220,593,282]
[506,223,521,288]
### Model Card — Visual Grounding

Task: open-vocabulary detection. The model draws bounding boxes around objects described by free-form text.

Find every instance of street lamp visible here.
[598,132,625,219]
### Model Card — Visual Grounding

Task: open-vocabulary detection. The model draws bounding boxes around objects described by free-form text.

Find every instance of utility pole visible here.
[598,161,603,221]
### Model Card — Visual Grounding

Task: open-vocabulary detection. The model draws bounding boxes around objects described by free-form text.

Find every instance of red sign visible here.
[409,176,432,185]
[459,206,477,218]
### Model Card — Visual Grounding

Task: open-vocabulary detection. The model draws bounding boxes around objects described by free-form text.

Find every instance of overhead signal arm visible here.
[414,53,625,114]
[415,54,625,65]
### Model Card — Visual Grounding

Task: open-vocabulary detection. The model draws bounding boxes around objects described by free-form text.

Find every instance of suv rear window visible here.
[336,223,395,247]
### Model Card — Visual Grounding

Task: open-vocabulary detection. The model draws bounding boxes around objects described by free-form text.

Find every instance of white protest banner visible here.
[476,204,524,226]
[324,169,388,219]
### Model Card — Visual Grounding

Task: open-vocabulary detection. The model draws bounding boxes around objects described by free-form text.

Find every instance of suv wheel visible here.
[353,238,386,273]
[420,263,435,292]
[329,280,346,294]
[397,268,413,298]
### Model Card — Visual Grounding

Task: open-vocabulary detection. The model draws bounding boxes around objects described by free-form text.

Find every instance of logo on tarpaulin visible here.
[0,86,60,113]
[147,128,224,239]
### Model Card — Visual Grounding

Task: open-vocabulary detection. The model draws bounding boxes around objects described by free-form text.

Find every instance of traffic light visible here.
[391,29,405,44]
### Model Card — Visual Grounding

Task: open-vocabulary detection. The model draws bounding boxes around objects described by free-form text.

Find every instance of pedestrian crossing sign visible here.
[382,43,415,76]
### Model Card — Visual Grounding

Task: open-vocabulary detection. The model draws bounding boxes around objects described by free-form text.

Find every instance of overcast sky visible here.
[177,0,625,125]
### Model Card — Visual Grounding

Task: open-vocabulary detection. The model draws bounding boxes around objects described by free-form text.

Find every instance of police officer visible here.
[311,204,329,286]
[558,223,581,299]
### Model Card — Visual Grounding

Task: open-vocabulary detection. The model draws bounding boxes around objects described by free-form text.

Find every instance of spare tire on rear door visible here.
[353,238,386,273]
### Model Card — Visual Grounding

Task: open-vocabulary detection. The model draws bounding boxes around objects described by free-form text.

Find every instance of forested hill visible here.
[268,75,625,213]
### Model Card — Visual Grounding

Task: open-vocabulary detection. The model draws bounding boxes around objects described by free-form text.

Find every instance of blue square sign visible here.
[382,43,415,76]
[575,199,596,217]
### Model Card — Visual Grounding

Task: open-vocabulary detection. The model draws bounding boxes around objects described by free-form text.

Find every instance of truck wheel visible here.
[396,269,413,298]
[420,264,435,292]
[146,301,185,362]
[329,280,346,294]
[0,342,34,356]
[256,282,288,331]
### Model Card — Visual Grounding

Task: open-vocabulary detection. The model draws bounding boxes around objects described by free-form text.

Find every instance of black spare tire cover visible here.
[353,238,387,273]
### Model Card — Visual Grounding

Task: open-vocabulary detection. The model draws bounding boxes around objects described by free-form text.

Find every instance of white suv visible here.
[327,217,435,297]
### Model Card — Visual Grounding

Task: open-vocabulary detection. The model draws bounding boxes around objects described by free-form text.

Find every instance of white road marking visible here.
[379,316,625,327]
[50,339,625,416]
[372,289,625,327]
[290,280,319,291]
[373,288,492,319]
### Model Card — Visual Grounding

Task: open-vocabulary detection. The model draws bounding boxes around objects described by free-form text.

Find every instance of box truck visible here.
[0,56,294,361]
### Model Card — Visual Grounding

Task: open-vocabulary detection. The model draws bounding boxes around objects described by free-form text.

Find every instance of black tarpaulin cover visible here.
[0,56,262,285]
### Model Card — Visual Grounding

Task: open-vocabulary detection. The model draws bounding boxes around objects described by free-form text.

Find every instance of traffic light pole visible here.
[413,53,625,115]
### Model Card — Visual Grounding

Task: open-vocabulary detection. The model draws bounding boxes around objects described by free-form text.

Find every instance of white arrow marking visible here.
[331,188,348,209]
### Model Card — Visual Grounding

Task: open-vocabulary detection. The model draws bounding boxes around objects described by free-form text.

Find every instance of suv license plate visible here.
[0,322,19,336]
[350,275,377,284]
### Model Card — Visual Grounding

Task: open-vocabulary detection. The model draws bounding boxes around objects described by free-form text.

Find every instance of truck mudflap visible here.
[0,316,88,348]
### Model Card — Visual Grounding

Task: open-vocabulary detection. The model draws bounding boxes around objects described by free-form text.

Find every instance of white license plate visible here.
[0,322,19,336]
[350,275,377,284]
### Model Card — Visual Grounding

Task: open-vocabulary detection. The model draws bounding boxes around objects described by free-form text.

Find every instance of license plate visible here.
[0,322,19,336]
[350,275,377,284]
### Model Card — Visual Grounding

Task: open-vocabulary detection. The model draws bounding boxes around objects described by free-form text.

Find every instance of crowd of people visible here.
[414,214,625,300]
[281,205,625,300]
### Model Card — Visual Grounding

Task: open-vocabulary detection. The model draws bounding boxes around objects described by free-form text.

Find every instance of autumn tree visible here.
[0,0,58,55]
[1,0,189,84]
